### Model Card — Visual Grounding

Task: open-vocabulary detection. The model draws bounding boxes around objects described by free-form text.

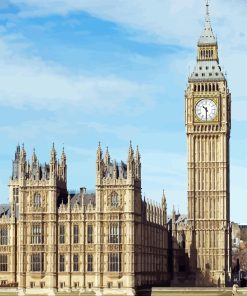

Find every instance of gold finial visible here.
[206,0,209,13]
[205,0,210,21]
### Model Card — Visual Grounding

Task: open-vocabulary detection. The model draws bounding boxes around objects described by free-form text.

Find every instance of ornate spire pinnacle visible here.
[15,144,21,160]
[50,143,56,162]
[162,190,166,205]
[128,141,134,160]
[96,142,102,160]
[172,205,176,217]
[135,145,141,179]
[198,0,216,45]
[20,143,26,161]
[135,145,140,161]
[32,148,37,163]
[113,159,117,179]
[104,146,111,166]
[61,146,66,162]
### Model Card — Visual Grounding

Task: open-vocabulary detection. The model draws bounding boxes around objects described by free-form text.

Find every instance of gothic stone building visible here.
[185,0,231,287]
[0,143,168,295]
[0,1,233,294]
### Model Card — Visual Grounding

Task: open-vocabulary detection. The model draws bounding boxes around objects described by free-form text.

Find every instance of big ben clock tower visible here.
[185,1,231,286]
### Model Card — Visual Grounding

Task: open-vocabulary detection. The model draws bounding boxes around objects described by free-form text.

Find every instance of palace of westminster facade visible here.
[0,2,232,295]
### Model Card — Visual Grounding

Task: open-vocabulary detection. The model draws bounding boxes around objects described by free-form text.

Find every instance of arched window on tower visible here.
[111,192,119,208]
[34,193,41,208]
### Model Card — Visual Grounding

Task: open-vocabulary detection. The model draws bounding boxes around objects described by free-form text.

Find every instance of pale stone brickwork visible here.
[0,1,232,293]
[0,143,168,296]
[184,1,231,287]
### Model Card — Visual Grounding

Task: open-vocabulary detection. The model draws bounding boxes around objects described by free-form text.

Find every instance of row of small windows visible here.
[194,72,219,78]
[28,253,121,273]
[27,223,121,245]
[193,83,219,92]
[0,223,121,246]
[71,224,94,244]
[59,281,123,289]
[66,224,121,244]
[59,254,93,272]
[200,49,214,59]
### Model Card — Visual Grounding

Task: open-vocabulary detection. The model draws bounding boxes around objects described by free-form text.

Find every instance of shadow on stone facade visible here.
[167,217,228,288]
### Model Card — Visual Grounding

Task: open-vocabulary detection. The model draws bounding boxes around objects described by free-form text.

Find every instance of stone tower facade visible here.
[185,1,231,286]
[10,144,68,295]
[0,143,169,296]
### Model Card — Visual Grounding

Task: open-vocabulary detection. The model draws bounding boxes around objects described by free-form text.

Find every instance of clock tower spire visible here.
[197,0,219,63]
[185,0,231,287]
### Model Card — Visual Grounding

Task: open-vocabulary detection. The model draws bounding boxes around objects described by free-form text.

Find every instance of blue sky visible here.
[0,0,246,222]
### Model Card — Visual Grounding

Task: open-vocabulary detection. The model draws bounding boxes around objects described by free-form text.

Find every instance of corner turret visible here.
[161,190,167,225]
[127,141,135,179]
[12,144,20,180]
[50,143,57,179]
[60,147,67,181]
[20,144,27,179]
[135,146,141,180]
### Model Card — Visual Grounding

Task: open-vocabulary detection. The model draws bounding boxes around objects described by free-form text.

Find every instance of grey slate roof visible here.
[70,192,96,207]
[0,204,11,218]
[190,60,225,81]
[198,2,217,45]
[167,214,187,225]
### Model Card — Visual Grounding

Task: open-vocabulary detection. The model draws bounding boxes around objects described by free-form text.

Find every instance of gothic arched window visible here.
[34,193,41,208]
[111,192,119,208]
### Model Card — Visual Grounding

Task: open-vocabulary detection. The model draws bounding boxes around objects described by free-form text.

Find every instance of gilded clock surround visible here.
[185,0,231,287]
[194,97,219,123]
[0,1,232,293]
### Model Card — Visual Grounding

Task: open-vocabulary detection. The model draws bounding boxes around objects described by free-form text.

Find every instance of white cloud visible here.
[0,1,245,115]
[0,119,76,142]
[7,0,247,48]
[0,37,154,112]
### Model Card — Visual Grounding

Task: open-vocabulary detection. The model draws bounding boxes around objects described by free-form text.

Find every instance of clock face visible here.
[195,99,217,121]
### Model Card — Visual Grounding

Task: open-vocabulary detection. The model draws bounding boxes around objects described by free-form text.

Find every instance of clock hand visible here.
[203,106,208,120]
